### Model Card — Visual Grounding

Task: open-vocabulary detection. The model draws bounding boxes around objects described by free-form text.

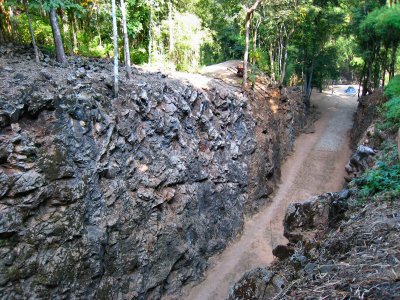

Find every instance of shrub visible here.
[383,96,400,131]
[384,75,400,99]
[354,141,400,203]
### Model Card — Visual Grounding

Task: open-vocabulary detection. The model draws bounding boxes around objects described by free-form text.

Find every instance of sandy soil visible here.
[180,86,358,300]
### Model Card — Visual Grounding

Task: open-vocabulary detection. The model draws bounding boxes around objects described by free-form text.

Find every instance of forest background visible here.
[0,0,399,97]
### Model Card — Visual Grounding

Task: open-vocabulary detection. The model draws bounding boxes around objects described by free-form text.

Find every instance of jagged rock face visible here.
[283,190,350,244]
[350,92,384,149]
[0,48,306,299]
[227,268,286,300]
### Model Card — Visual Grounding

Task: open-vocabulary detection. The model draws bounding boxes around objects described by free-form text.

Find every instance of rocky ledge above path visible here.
[0,46,307,299]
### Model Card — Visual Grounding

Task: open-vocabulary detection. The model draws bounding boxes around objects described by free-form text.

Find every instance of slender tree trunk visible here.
[0,3,13,41]
[243,13,252,89]
[0,21,4,43]
[68,13,74,54]
[397,128,400,161]
[362,63,370,96]
[304,57,315,107]
[8,6,15,42]
[61,12,70,53]
[251,19,260,64]
[281,41,288,84]
[120,0,132,80]
[73,12,78,50]
[278,34,283,80]
[25,0,40,63]
[111,0,119,97]
[390,42,396,80]
[148,5,153,64]
[49,7,66,63]
[168,0,174,58]
[68,12,77,54]
[9,6,15,38]
[358,63,366,98]
[0,7,5,42]
[243,0,263,90]
[269,43,275,81]
[382,47,387,88]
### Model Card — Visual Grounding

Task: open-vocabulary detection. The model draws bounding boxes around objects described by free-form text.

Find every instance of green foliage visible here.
[384,75,400,99]
[354,141,400,203]
[354,4,400,91]
[78,36,110,58]
[250,49,270,72]
[131,47,148,64]
[158,12,212,71]
[383,97,400,130]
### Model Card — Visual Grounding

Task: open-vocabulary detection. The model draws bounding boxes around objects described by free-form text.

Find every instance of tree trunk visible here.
[243,0,263,90]
[390,42,396,80]
[269,43,275,81]
[251,19,260,64]
[382,47,387,87]
[243,13,252,90]
[73,12,78,51]
[168,0,174,58]
[120,0,132,80]
[8,6,15,42]
[362,64,370,96]
[0,2,13,41]
[397,128,400,161]
[62,12,71,54]
[0,21,4,43]
[25,0,40,63]
[68,12,77,54]
[49,7,66,63]
[358,63,366,98]
[304,57,315,107]
[111,0,119,97]
[148,5,153,64]
[281,42,288,84]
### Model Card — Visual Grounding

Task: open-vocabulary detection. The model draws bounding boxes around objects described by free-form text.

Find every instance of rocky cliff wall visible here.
[0,47,306,299]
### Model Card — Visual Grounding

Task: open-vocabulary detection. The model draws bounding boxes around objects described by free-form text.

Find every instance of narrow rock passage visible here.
[181,86,358,300]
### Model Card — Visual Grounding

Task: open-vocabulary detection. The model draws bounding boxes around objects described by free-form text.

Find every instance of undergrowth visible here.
[383,75,400,100]
[381,96,400,131]
[351,76,400,204]
[353,141,400,203]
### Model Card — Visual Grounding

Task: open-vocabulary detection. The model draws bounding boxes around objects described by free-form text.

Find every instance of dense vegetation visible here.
[0,0,399,95]
[353,76,400,203]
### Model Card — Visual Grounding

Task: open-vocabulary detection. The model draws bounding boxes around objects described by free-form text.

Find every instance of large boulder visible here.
[227,268,286,300]
[284,190,350,244]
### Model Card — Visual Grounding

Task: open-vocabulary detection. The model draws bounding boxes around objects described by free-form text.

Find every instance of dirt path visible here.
[181,86,358,300]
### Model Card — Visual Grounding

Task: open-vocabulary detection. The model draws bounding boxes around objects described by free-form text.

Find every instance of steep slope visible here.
[0,46,306,299]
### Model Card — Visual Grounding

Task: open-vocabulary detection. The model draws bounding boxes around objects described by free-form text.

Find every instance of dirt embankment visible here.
[0,46,307,299]
[228,91,400,300]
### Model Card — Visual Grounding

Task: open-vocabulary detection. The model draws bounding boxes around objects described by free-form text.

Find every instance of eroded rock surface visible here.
[0,47,306,299]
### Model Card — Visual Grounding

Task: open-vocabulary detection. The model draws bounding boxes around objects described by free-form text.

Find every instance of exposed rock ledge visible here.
[0,47,307,299]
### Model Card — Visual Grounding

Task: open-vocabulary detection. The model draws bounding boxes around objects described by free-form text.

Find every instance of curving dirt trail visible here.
[181,86,358,300]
